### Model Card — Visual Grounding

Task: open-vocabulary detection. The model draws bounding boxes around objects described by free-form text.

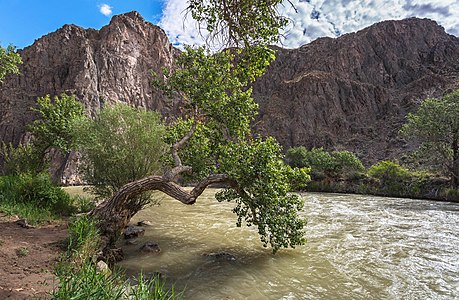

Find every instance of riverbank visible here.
[0,215,67,299]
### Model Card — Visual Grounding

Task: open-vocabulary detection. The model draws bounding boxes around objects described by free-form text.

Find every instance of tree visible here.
[90,46,310,260]
[75,104,167,206]
[187,0,287,48]
[401,89,459,188]
[28,0,312,260]
[0,44,22,83]
[27,93,86,173]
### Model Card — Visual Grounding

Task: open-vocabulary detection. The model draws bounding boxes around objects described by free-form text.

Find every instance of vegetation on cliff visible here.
[0,44,22,83]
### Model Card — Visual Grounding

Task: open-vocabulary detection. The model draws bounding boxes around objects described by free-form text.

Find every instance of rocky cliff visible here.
[0,11,178,146]
[253,18,459,162]
[1,13,459,180]
[0,12,179,181]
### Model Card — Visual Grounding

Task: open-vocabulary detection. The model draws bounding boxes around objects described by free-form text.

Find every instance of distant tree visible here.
[0,44,22,83]
[27,94,86,170]
[401,90,459,188]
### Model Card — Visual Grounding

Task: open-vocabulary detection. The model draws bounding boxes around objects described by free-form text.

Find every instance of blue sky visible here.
[1,0,458,50]
[0,0,164,49]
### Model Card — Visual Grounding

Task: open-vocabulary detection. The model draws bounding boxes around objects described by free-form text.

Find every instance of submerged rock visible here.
[203,252,236,262]
[124,226,145,239]
[139,241,161,253]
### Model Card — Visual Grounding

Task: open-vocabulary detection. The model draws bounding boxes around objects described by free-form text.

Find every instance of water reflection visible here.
[118,190,459,300]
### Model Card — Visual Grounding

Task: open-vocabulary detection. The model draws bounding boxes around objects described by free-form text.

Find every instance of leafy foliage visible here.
[0,44,22,83]
[216,137,309,252]
[75,104,167,200]
[366,160,431,197]
[66,215,101,265]
[286,147,365,179]
[55,216,182,299]
[187,0,287,48]
[400,89,459,188]
[0,142,42,175]
[0,173,75,223]
[155,46,310,253]
[28,93,86,157]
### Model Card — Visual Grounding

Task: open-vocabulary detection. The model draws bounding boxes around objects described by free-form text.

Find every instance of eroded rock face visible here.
[252,18,459,163]
[1,14,459,179]
[0,12,179,182]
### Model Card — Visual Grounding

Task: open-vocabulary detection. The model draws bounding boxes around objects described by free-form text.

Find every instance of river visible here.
[118,190,459,299]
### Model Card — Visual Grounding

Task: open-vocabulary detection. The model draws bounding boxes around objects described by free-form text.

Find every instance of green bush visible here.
[286,147,364,179]
[66,215,101,265]
[368,160,414,197]
[1,143,42,175]
[0,172,75,223]
[55,217,181,299]
[75,104,167,204]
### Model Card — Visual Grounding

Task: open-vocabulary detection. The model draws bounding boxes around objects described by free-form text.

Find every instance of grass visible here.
[16,246,29,257]
[0,175,96,225]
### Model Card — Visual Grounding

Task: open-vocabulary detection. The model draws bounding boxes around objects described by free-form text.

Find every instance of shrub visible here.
[1,143,42,175]
[75,104,167,204]
[286,147,364,179]
[368,160,413,196]
[65,215,101,265]
[0,173,74,219]
[54,216,182,299]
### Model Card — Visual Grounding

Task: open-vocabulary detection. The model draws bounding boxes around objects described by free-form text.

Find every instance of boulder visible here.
[124,226,145,239]
[137,220,153,227]
[139,241,161,253]
[204,252,236,262]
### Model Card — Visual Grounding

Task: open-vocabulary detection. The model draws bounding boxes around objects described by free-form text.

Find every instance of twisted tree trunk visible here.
[89,173,232,261]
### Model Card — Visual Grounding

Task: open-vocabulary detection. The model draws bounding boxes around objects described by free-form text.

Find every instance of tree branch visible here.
[164,120,198,181]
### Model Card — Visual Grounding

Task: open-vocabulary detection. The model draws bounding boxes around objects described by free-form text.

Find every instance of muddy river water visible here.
[118,190,459,299]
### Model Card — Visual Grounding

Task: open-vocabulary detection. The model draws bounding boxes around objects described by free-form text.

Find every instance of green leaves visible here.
[28,93,86,154]
[286,147,364,179]
[157,47,267,139]
[187,0,288,48]
[75,104,167,199]
[400,89,459,185]
[0,44,22,83]
[216,137,310,252]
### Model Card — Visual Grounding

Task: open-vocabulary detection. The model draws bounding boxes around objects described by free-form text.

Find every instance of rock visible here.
[1,14,459,176]
[124,226,145,239]
[125,239,138,245]
[139,241,161,253]
[252,18,459,164]
[204,252,236,262]
[96,260,111,275]
[0,11,180,181]
[15,219,35,229]
[137,220,153,227]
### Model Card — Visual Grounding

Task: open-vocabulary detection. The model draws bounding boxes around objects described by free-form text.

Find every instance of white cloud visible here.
[158,0,459,49]
[99,4,113,17]
[158,0,206,48]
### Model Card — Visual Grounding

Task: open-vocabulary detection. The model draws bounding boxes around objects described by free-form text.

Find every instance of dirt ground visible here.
[0,215,67,299]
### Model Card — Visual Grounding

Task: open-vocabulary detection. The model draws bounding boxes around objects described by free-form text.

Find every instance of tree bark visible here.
[89,174,233,261]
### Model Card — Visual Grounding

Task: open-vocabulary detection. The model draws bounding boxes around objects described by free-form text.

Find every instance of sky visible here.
[0,0,458,50]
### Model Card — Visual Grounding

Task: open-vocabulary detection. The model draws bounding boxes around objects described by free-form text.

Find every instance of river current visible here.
[119,190,459,299]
